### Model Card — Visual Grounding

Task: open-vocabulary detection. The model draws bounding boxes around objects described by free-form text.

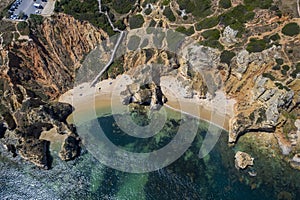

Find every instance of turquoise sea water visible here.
[1,112,300,199]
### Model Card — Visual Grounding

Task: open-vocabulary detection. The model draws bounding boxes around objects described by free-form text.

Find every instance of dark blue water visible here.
[1,113,300,199]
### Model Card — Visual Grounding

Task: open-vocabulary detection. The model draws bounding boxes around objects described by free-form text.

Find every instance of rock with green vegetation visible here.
[282,23,300,37]
[129,14,145,29]
[163,6,176,22]
[220,5,255,37]
[219,0,232,9]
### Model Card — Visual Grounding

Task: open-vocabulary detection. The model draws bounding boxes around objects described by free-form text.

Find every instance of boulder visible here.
[235,151,254,169]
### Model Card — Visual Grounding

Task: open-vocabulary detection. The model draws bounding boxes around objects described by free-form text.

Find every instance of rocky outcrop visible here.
[235,151,254,169]
[122,82,167,110]
[59,135,80,161]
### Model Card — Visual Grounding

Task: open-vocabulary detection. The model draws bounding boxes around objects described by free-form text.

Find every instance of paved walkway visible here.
[41,0,55,16]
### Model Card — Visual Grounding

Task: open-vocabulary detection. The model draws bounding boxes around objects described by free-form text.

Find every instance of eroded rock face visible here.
[235,151,254,169]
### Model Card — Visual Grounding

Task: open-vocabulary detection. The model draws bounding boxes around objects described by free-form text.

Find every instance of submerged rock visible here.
[235,151,254,169]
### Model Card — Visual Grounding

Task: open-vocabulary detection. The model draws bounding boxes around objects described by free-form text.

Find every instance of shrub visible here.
[220,50,235,65]
[144,8,152,15]
[200,40,224,50]
[282,65,290,71]
[163,6,176,22]
[111,0,135,14]
[246,38,267,53]
[244,0,273,10]
[269,33,280,41]
[290,63,300,78]
[177,0,212,18]
[29,14,44,26]
[219,0,232,9]
[17,21,30,35]
[175,26,195,36]
[220,5,255,36]
[162,0,171,6]
[195,16,219,31]
[54,0,116,36]
[275,58,283,65]
[202,29,220,40]
[262,73,275,81]
[282,23,300,37]
[272,65,281,70]
[200,29,223,50]
[129,14,145,29]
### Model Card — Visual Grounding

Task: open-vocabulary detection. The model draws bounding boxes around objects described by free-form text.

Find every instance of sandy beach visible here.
[59,74,235,131]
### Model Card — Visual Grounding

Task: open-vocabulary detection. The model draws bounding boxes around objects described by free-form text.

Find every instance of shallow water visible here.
[1,112,300,199]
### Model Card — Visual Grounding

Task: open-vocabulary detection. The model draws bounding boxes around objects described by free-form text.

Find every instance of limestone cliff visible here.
[0,14,107,168]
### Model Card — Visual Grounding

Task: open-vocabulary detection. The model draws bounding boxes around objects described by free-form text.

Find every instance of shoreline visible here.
[59,75,235,131]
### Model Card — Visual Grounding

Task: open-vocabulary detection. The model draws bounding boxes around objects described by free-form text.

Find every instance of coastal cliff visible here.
[0,13,107,168]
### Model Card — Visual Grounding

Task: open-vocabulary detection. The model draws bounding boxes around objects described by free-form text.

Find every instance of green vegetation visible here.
[202,29,220,40]
[0,21,15,33]
[200,29,223,50]
[17,21,30,35]
[246,38,267,53]
[282,65,290,71]
[262,72,275,81]
[272,65,281,70]
[220,5,255,37]
[175,26,194,36]
[129,14,145,29]
[177,0,212,18]
[142,0,158,7]
[282,23,300,37]
[29,14,44,26]
[275,82,290,91]
[220,50,235,65]
[219,0,232,9]
[163,6,176,22]
[104,58,125,79]
[144,8,152,15]
[269,33,280,41]
[275,58,283,65]
[195,16,219,31]
[111,0,135,14]
[2,32,13,46]
[114,20,126,31]
[291,63,300,78]
[54,0,115,36]
[244,0,273,10]
[162,0,171,6]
